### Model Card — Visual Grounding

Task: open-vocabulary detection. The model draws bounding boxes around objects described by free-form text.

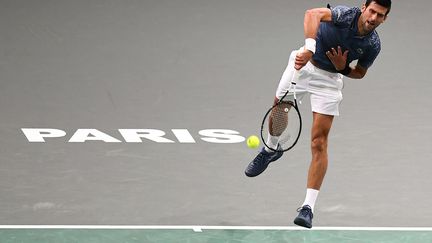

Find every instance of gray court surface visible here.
[1,0,431,237]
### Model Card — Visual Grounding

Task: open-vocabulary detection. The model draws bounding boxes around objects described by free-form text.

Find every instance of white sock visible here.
[302,188,319,213]
[264,134,279,152]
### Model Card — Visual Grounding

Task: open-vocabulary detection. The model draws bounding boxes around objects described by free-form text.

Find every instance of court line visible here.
[1,225,432,232]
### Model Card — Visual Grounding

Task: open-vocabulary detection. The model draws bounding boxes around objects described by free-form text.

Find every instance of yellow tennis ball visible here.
[247,135,260,148]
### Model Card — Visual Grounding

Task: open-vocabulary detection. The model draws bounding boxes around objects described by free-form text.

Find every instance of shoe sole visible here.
[245,164,269,177]
[294,217,312,229]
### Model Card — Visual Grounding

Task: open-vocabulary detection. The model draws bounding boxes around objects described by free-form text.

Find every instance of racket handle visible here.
[291,70,299,84]
[290,70,299,100]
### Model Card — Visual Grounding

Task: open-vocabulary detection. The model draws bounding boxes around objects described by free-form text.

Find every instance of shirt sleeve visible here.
[331,5,357,27]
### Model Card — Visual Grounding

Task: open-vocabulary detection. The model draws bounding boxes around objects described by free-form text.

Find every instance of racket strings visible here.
[262,100,301,151]
[269,101,293,137]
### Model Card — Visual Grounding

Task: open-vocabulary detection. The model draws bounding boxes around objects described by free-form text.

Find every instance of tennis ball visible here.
[246,135,260,148]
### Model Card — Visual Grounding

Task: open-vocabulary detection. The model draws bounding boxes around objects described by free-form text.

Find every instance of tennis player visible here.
[245,0,391,228]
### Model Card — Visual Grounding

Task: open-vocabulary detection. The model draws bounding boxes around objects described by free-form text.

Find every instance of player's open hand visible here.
[295,49,313,70]
[326,46,349,71]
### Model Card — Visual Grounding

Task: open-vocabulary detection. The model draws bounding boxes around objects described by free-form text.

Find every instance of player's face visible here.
[359,1,388,34]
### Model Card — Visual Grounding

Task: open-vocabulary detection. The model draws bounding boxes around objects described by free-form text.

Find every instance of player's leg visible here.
[294,112,333,228]
[294,68,343,228]
[245,49,306,177]
[266,49,308,152]
[244,97,286,177]
[269,98,291,136]
[267,97,292,150]
[308,112,334,190]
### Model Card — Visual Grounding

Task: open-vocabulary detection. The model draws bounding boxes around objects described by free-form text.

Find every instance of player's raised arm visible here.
[304,8,332,39]
[295,8,332,70]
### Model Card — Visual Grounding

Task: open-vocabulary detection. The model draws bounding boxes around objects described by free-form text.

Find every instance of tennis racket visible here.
[261,71,302,152]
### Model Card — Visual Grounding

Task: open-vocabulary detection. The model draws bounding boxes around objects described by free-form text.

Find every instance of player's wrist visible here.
[304,38,316,54]
[337,65,351,75]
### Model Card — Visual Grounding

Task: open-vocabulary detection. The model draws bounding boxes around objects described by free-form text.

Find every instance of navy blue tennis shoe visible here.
[245,145,283,177]
[294,205,313,229]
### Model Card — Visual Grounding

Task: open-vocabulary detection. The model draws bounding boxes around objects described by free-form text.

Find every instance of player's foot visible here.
[294,205,313,229]
[244,145,283,177]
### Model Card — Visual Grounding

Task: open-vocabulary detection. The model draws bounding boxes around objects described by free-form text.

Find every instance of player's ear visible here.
[383,11,389,22]
[361,3,366,13]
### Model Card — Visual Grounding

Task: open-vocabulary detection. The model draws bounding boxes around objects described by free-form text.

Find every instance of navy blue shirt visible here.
[312,5,381,73]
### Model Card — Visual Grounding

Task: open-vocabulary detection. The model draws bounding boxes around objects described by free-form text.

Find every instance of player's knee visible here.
[311,136,327,153]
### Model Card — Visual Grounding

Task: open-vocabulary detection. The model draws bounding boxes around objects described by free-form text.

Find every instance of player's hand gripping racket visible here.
[261,70,302,152]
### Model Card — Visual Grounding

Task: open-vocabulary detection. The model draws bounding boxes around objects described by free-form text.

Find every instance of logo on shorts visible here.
[356,48,364,55]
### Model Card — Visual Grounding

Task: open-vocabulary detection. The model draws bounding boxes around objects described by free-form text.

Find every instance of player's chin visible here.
[365,21,378,31]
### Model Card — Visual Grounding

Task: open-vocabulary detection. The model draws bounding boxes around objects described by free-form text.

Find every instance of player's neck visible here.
[357,18,368,36]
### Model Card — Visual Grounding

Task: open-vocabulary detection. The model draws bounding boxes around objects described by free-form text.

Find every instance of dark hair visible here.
[366,0,391,15]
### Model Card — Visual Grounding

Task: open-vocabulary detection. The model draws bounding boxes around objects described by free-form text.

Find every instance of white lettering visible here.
[21,128,247,144]
[69,129,121,143]
[172,129,196,143]
[199,129,245,143]
[21,128,66,142]
[118,129,174,143]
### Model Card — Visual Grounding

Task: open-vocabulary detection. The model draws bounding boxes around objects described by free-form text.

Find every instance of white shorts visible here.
[276,48,344,116]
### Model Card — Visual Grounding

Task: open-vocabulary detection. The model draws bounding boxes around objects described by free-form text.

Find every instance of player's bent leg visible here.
[269,98,292,136]
[246,48,307,178]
